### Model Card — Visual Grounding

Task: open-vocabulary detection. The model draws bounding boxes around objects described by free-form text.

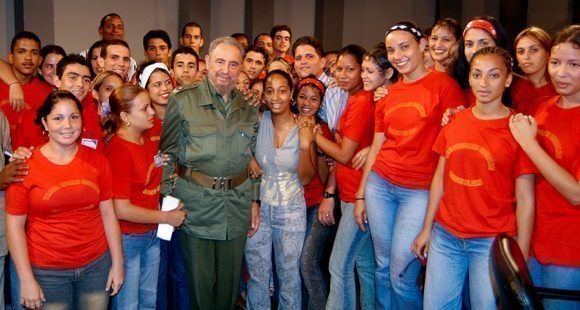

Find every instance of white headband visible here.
[139,62,170,88]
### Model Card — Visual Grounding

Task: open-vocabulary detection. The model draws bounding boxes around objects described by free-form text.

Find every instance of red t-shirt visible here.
[511,77,557,115]
[433,108,527,238]
[520,96,580,267]
[105,134,162,234]
[0,78,53,147]
[335,90,374,202]
[464,88,476,107]
[6,146,112,268]
[80,93,106,152]
[149,116,163,150]
[304,122,332,207]
[283,54,295,64]
[373,71,465,189]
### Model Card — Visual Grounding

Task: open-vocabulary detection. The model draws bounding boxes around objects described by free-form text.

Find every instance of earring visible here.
[125,121,131,127]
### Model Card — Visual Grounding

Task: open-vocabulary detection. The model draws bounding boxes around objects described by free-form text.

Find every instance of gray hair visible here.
[207,36,245,59]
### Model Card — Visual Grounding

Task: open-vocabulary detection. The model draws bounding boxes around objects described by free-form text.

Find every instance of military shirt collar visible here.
[199,77,246,110]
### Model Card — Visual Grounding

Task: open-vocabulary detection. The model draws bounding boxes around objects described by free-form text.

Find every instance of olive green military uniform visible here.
[160,77,259,310]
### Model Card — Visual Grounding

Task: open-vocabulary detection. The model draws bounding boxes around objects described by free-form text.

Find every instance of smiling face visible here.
[548,42,580,98]
[264,73,292,115]
[147,70,174,108]
[39,53,64,86]
[469,53,512,105]
[99,15,124,40]
[296,85,322,117]
[42,99,83,147]
[361,57,389,91]
[294,45,325,78]
[206,43,243,95]
[429,25,458,64]
[386,31,426,81]
[99,44,131,79]
[55,64,92,101]
[90,46,103,75]
[516,36,549,78]
[464,28,496,62]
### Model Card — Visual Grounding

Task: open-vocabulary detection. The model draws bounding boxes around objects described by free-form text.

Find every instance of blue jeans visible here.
[423,222,495,310]
[245,202,306,310]
[326,200,375,310]
[112,231,160,310]
[365,170,428,309]
[31,251,111,309]
[301,204,333,309]
[528,257,580,309]
[157,232,190,310]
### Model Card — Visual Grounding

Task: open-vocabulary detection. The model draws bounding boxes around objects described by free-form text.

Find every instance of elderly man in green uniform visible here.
[160,36,260,310]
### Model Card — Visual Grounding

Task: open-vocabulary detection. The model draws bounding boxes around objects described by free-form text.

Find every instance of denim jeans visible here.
[31,251,111,309]
[112,231,160,310]
[245,202,306,310]
[528,257,580,309]
[365,170,428,309]
[300,204,333,309]
[326,200,375,310]
[423,222,496,310]
[157,232,190,310]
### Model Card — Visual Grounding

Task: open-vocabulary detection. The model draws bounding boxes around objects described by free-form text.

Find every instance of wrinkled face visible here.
[236,72,251,92]
[145,38,172,66]
[42,99,82,146]
[273,30,291,54]
[469,54,512,105]
[9,38,41,78]
[172,53,198,86]
[40,53,63,86]
[90,46,103,75]
[243,51,266,81]
[93,75,123,105]
[264,73,292,114]
[99,16,124,40]
[255,35,273,56]
[386,31,426,80]
[55,64,92,101]
[147,71,173,107]
[296,85,322,117]
[335,53,362,92]
[361,58,388,91]
[429,25,458,63]
[464,28,495,62]
[516,36,549,77]
[206,43,243,95]
[100,44,131,79]
[180,26,204,54]
[122,92,156,131]
[294,45,325,78]
[548,42,580,97]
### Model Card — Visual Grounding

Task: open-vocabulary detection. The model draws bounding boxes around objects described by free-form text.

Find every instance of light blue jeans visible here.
[112,230,160,310]
[423,222,496,310]
[365,170,428,309]
[528,257,580,309]
[326,200,375,310]
[245,202,306,310]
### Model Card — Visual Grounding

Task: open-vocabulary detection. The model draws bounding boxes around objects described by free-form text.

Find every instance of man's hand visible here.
[0,159,29,189]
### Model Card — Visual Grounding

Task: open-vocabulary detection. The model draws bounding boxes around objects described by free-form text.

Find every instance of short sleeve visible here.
[96,154,113,201]
[432,126,447,157]
[440,78,467,112]
[341,96,373,143]
[374,97,387,133]
[106,143,133,200]
[6,182,29,215]
[516,148,539,177]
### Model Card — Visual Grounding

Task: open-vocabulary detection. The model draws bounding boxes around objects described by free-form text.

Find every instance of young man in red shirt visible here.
[270,25,294,64]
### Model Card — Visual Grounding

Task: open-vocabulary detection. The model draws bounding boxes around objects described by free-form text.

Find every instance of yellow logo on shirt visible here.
[384,102,426,137]
[538,130,562,159]
[446,143,495,187]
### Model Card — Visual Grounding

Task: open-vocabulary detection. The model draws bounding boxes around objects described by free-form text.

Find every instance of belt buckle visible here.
[212,176,232,191]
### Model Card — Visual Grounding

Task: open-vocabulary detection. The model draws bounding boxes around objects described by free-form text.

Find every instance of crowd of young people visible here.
[0,11,577,310]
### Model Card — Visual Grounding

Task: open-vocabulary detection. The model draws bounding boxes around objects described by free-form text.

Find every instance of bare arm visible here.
[0,59,25,111]
[510,114,580,205]
[6,214,45,309]
[112,199,185,227]
[99,199,124,295]
[515,174,535,258]
[314,133,360,166]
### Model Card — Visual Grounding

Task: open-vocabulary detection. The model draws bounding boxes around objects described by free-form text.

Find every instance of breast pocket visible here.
[234,122,256,164]
[185,124,217,162]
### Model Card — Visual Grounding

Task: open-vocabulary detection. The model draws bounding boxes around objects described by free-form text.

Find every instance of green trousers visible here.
[179,231,247,310]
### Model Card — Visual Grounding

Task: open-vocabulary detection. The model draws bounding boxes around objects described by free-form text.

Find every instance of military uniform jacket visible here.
[160,77,259,240]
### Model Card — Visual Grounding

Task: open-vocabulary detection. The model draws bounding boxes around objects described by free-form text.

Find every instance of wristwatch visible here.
[323,192,336,199]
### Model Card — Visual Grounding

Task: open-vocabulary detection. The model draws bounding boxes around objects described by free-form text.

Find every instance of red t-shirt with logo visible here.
[433,108,528,238]
[335,90,374,203]
[105,134,162,234]
[373,71,465,190]
[520,96,580,267]
[149,116,163,150]
[6,146,112,268]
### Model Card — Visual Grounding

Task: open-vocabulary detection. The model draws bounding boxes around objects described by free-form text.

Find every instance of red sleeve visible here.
[440,78,467,112]
[432,126,447,156]
[341,97,373,143]
[516,148,539,176]
[374,97,386,133]
[320,122,332,140]
[96,153,113,201]
[106,143,132,200]
[6,182,29,215]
